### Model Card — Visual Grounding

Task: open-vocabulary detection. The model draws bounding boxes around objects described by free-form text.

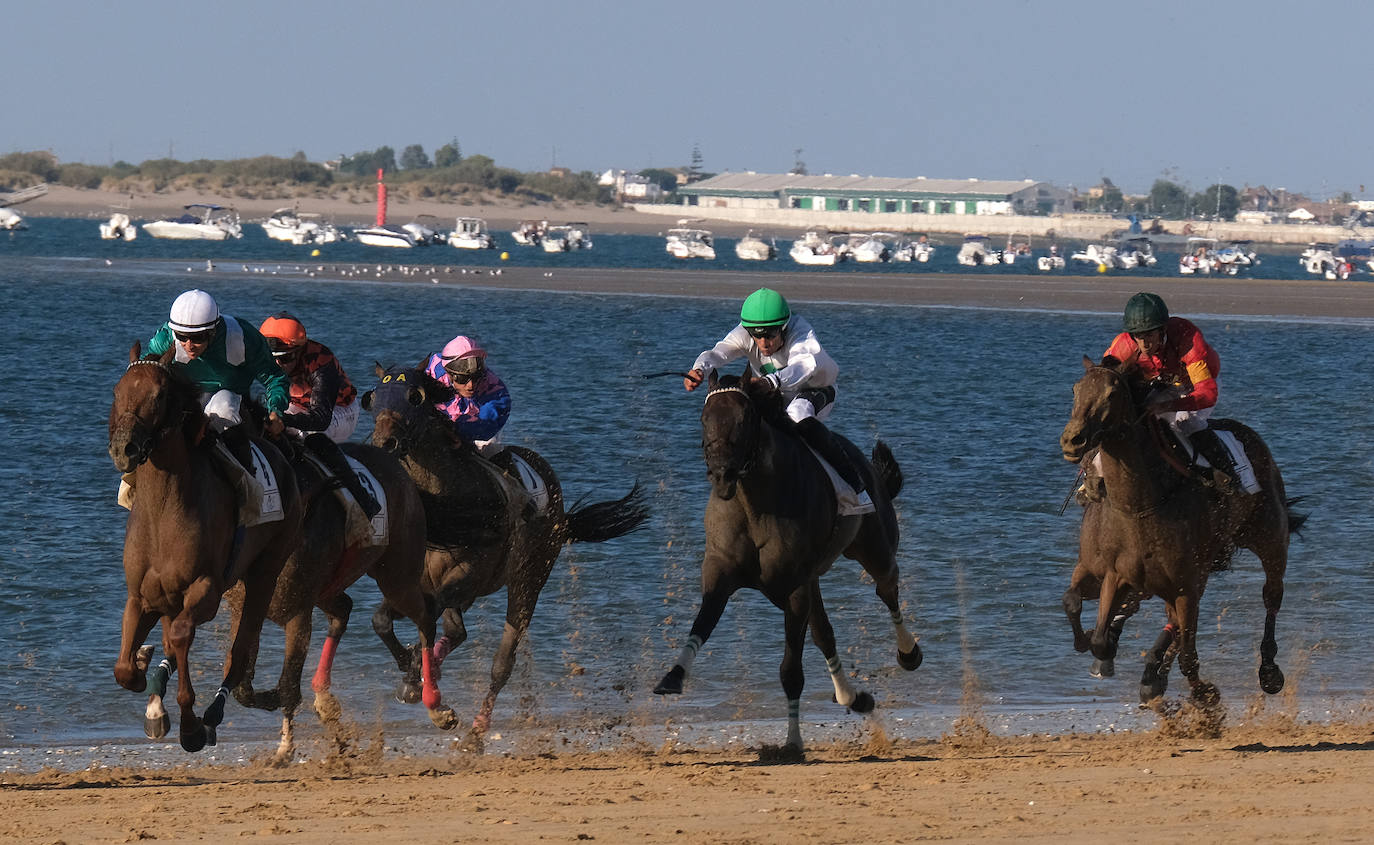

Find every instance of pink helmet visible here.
[439,335,487,378]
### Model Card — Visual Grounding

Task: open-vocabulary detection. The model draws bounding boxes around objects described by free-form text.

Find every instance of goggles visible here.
[746,325,783,340]
[267,339,303,358]
[174,329,215,345]
[443,355,486,382]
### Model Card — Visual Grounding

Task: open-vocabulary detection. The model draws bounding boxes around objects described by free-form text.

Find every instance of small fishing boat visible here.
[142,204,242,240]
[512,219,547,246]
[789,230,842,266]
[261,207,344,245]
[351,223,417,248]
[665,227,716,259]
[447,217,496,249]
[734,229,776,261]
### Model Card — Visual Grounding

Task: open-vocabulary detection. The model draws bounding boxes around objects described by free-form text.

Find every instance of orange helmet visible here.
[259,312,307,356]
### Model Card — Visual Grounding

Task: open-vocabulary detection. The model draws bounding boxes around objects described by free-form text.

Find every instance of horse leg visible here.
[376,570,456,731]
[113,598,159,693]
[1089,572,1121,662]
[166,605,208,753]
[466,596,536,748]
[1172,593,1219,706]
[1061,566,1098,654]
[654,577,737,696]
[862,554,921,671]
[807,578,874,714]
[1257,550,1287,695]
[205,563,278,747]
[143,646,176,740]
[779,584,813,754]
[1139,621,1177,703]
[1092,593,1141,679]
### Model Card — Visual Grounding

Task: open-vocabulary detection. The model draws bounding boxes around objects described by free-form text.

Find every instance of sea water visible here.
[1,222,1371,771]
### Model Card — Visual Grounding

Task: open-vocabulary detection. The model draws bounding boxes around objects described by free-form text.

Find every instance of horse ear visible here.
[130,342,141,364]
[158,347,175,366]
[374,361,386,378]
[708,369,719,389]
[1082,354,1095,372]
[360,390,373,412]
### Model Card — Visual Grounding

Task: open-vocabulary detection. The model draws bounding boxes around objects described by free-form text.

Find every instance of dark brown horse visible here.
[362,364,650,750]
[1060,355,1303,705]
[227,439,451,764]
[108,344,303,752]
[654,371,920,755]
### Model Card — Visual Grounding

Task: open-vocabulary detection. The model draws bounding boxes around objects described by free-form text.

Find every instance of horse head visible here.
[108,342,193,472]
[700,369,781,500]
[361,363,456,458]
[1060,354,1142,463]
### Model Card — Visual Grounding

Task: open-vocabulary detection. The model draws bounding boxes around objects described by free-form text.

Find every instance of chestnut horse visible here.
[362,364,650,750]
[227,440,453,764]
[654,371,921,755]
[108,344,303,752]
[1060,355,1304,706]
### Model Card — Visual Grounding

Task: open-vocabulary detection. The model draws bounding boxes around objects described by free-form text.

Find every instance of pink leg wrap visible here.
[432,635,453,662]
[311,636,338,693]
[421,649,441,710]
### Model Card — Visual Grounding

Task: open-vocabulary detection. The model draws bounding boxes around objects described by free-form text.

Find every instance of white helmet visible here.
[168,289,220,333]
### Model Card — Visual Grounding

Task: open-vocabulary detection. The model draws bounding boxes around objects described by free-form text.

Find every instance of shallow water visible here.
[1,226,1371,771]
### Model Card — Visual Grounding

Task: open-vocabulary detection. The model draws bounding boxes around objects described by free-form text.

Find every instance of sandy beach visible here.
[5,227,1374,843]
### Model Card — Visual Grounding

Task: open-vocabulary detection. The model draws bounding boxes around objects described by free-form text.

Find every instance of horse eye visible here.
[360,390,374,411]
[406,387,423,406]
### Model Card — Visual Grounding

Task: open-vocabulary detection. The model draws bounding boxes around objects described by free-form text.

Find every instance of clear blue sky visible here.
[6,0,1368,198]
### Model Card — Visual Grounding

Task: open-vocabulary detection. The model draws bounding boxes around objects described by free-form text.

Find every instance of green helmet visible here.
[1122,292,1169,334]
[740,288,790,328]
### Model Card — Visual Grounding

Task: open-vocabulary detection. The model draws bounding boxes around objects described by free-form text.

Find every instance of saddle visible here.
[1147,418,1260,495]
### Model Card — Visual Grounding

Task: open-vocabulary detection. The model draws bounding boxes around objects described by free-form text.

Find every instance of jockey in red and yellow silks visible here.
[1104,315,1220,414]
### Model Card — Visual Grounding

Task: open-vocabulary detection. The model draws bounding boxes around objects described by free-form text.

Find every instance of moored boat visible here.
[447,217,496,249]
[142,204,242,240]
[351,223,417,248]
[733,229,776,261]
[665,227,716,259]
[789,229,842,266]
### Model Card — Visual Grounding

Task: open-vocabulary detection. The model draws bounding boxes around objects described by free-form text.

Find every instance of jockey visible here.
[422,334,511,456]
[145,289,287,474]
[684,287,871,508]
[259,312,379,518]
[1095,291,1242,496]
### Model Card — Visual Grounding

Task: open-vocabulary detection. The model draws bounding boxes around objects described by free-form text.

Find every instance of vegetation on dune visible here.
[0,145,619,207]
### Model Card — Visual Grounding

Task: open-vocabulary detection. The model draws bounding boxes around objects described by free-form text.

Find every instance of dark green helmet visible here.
[1123,292,1169,334]
[740,288,790,328]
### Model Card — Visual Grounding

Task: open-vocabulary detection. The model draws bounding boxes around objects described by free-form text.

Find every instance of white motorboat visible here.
[1179,237,1219,275]
[1002,233,1033,265]
[0,208,25,230]
[1214,239,1260,275]
[1301,242,1340,278]
[1071,237,1157,270]
[142,204,242,240]
[789,230,842,266]
[401,214,443,245]
[665,227,716,259]
[892,235,933,263]
[512,219,547,246]
[734,230,776,261]
[99,211,137,241]
[849,232,893,263]
[448,217,496,249]
[262,207,343,245]
[1036,244,1066,271]
[351,223,417,248]
[956,234,996,266]
[541,222,592,252]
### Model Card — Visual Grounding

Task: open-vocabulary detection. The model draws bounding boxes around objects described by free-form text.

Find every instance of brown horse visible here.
[1060,355,1303,705]
[361,364,650,750]
[108,344,303,752]
[226,439,453,764]
[654,371,921,755]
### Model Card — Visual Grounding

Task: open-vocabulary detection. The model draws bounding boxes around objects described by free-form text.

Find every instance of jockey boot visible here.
[1189,428,1240,494]
[221,425,257,477]
[796,417,872,506]
[305,433,381,519]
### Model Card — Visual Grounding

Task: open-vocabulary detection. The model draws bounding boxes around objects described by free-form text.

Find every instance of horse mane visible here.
[716,371,791,430]
[139,351,211,443]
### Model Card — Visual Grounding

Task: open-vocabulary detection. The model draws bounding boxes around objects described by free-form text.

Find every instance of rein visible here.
[115,358,196,460]
[703,384,759,478]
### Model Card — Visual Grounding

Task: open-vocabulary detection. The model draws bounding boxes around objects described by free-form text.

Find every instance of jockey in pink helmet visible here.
[422,334,511,455]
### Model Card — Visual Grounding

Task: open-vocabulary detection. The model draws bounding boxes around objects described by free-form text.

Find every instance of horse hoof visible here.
[459,729,485,754]
[144,713,170,740]
[135,645,155,672]
[395,681,422,705]
[429,705,458,731]
[180,726,207,753]
[1139,667,1168,703]
[1091,658,1115,679]
[1259,664,1285,695]
[897,643,923,671]
[848,691,876,715]
[1191,682,1221,707]
[654,666,685,696]
[314,690,343,723]
[253,690,281,712]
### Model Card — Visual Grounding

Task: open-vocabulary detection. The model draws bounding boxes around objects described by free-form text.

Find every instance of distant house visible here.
[1241,185,1280,211]
[1234,210,1275,225]
[600,169,664,201]
[1287,207,1315,221]
[548,167,571,179]
[674,171,1072,215]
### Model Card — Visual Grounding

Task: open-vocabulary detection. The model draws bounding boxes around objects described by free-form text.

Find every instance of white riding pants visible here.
[201,390,243,432]
[286,400,359,443]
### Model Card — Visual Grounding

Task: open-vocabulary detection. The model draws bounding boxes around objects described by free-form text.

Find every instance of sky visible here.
[6,0,1370,199]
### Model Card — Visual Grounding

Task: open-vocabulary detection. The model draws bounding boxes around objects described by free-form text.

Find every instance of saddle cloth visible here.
[299,451,389,547]
[1181,429,1263,494]
[801,443,875,517]
[504,450,550,513]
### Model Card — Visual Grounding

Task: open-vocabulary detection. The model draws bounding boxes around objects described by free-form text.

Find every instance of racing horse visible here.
[362,363,650,750]
[226,439,452,764]
[107,344,303,752]
[654,371,921,755]
[1060,355,1303,705]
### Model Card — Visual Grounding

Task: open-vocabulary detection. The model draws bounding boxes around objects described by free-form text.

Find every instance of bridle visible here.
[112,359,189,466]
[1082,365,1151,448]
[1080,365,1188,517]
[702,384,760,478]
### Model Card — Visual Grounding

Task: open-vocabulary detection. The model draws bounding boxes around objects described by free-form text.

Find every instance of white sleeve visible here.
[692,325,754,374]
[765,321,836,391]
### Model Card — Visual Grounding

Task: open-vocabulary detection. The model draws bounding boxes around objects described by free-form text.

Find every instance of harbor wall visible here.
[628,203,1353,246]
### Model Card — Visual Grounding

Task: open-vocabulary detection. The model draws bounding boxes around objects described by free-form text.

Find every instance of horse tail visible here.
[1285,496,1308,536]
[871,440,903,500]
[565,481,651,543]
